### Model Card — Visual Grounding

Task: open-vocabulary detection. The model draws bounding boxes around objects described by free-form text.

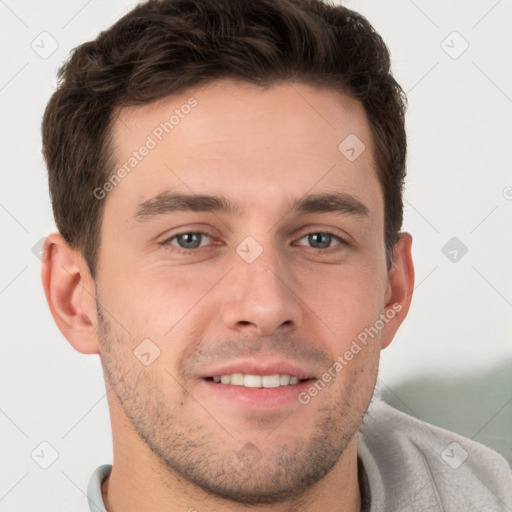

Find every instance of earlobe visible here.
[41,233,100,355]
[380,232,415,350]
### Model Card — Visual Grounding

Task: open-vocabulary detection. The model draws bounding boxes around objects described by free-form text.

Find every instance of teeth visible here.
[231,373,244,386]
[279,375,290,385]
[211,373,304,388]
[244,374,262,387]
[262,375,280,388]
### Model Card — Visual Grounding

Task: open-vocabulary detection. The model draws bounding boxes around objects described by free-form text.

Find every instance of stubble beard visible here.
[96,301,377,505]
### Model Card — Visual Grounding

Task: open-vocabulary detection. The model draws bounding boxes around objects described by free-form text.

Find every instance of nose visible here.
[221,247,303,337]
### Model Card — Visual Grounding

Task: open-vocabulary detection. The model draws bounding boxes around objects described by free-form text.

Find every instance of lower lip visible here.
[199,378,314,410]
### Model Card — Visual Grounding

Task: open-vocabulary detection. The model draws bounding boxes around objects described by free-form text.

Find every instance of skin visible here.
[42,79,414,512]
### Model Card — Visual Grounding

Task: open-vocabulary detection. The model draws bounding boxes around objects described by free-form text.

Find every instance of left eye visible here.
[167,232,212,249]
[296,232,343,249]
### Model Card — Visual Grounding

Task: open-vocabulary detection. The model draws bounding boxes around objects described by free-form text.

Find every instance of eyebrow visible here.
[133,192,241,222]
[132,191,369,223]
[291,192,369,217]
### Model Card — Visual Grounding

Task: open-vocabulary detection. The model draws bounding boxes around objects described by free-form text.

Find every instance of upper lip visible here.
[198,359,317,380]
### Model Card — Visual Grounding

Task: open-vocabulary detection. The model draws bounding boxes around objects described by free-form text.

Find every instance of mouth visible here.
[198,361,317,410]
[205,373,310,388]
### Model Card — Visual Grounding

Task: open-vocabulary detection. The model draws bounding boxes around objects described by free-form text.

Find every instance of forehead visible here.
[107,79,381,219]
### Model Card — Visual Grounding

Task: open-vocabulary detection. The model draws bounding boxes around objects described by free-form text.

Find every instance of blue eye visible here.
[168,232,212,249]
[297,232,343,249]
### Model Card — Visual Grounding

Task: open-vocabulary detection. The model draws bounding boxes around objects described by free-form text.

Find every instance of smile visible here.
[207,373,304,388]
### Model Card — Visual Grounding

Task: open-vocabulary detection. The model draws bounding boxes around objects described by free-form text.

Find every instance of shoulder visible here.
[358,398,512,511]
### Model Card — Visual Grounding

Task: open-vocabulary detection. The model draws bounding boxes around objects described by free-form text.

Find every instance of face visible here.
[96,79,392,504]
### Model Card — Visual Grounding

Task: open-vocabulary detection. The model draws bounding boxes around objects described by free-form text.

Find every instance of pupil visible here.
[179,233,201,248]
[309,233,330,248]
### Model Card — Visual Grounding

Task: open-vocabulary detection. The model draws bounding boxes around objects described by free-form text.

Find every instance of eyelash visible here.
[161,231,348,254]
[294,232,348,252]
[159,232,215,255]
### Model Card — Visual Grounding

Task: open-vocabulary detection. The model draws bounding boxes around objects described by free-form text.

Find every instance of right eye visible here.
[164,232,213,250]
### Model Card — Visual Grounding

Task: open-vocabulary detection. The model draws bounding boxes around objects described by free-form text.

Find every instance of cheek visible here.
[99,261,227,343]
[298,263,387,343]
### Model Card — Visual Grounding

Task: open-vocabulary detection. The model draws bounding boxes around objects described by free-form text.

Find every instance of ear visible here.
[41,233,100,355]
[380,232,415,350]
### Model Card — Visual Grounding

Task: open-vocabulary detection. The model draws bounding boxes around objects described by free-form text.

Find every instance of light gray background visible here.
[1,0,511,510]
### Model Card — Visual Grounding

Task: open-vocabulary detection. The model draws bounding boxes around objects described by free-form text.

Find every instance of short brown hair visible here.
[42,0,407,277]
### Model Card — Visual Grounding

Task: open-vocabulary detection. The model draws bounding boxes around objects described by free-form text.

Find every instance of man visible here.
[40,0,512,510]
